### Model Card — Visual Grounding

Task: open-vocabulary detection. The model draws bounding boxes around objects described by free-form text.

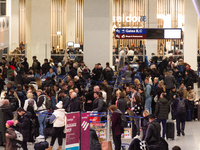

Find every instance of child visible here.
[5,120,17,150]
[141,110,149,140]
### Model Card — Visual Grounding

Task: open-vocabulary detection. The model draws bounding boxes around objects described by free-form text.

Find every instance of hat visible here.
[56,101,63,109]
[148,114,156,119]
[6,120,14,127]
[74,76,79,80]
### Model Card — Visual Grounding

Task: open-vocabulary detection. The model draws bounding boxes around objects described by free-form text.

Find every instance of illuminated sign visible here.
[113,15,146,23]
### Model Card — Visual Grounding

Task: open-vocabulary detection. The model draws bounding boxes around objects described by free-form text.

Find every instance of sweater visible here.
[187,90,196,101]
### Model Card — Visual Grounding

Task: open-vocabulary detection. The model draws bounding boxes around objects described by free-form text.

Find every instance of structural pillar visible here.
[83,0,113,70]
[184,0,198,71]
[66,0,76,43]
[7,0,19,53]
[26,0,51,65]
[145,0,157,60]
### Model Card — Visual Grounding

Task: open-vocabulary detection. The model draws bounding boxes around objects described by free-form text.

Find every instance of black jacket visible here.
[17,112,32,141]
[154,98,170,120]
[5,94,19,112]
[15,74,26,86]
[92,98,104,112]
[69,97,81,112]
[69,67,77,79]
[16,91,27,108]
[90,128,101,150]
[145,120,161,145]
[42,63,51,74]
[117,98,127,113]
[85,91,94,111]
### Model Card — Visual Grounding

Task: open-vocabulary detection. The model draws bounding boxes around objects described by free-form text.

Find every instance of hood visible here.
[159,98,168,104]
[114,109,122,115]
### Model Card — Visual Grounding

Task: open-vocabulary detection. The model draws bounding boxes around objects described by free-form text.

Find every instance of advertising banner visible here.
[81,113,90,150]
[65,112,80,150]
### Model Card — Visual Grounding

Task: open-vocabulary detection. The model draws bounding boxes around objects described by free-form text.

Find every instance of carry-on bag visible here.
[166,121,175,140]
[34,141,49,150]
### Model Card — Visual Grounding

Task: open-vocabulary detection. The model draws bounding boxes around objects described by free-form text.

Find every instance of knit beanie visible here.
[6,120,14,127]
[56,101,63,109]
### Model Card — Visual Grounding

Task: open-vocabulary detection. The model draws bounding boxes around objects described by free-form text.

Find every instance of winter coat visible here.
[37,93,47,111]
[154,98,170,120]
[51,109,65,127]
[117,98,128,112]
[0,105,13,144]
[141,116,149,130]
[144,120,161,145]
[179,87,187,99]
[124,70,132,81]
[16,91,27,108]
[16,111,32,141]
[164,74,176,89]
[92,98,104,112]
[69,97,81,112]
[187,90,196,101]
[5,94,19,112]
[131,103,143,116]
[42,63,51,75]
[90,127,101,150]
[15,74,26,86]
[111,109,124,135]
[145,83,152,99]
[169,90,178,104]
[5,126,17,150]
[24,98,38,111]
[69,67,77,79]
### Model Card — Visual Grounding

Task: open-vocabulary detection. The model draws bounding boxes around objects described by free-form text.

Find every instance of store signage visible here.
[113,15,146,23]
[115,28,182,39]
[81,113,90,150]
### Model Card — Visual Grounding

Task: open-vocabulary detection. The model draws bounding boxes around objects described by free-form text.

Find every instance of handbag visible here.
[154,95,158,103]
[100,141,112,150]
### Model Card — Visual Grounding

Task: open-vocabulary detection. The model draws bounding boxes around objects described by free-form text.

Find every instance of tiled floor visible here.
[0,83,200,150]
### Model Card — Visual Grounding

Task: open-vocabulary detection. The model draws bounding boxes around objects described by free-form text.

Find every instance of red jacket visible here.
[9,65,16,76]
[111,110,124,135]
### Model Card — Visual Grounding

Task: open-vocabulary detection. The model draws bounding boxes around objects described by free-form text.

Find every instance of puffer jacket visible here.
[16,111,32,141]
[5,126,17,150]
[5,94,19,112]
[52,109,65,127]
[144,120,161,145]
[90,127,101,150]
[154,98,170,120]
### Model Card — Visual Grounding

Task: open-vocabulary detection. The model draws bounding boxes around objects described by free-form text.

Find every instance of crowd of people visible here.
[0,51,195,150]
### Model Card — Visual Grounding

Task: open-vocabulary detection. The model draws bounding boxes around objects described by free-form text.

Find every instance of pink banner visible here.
[81,113,90,150]
[65,112,80,150]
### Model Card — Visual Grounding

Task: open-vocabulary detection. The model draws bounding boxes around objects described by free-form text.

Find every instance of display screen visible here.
[146,29,164,39]
[74,43,80,48]
[67,42,74,47]
[164,29,182,39]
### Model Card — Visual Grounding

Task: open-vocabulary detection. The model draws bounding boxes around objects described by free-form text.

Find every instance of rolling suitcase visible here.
[186,110,192,121]
[194,105,198,120]
[166,121,175,140]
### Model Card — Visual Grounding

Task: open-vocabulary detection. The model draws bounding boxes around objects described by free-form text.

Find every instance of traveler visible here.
[46,68,56,78]
[67,92,81,112]
[15,107,31,150]
[123,65,132,82]
[5,120,17,150]
[187,86,196,120]
[164,70,176,100]
[183,64,195,88]
[144,114,161,149]
[92,92,104,112]
[42,59,51,75]
[90,126,101,150]
[5,89,19,113]
[154,93,170,138]
[109,105,124,150]
[141,110,149,140]
[58,90,70,112]
[69,63,78,79]
[16,84,27,108]
[131,95,143,136]
[32,56,41,74]
[172,92,188,136]
[0,100,13,146]
[179,82,187,99]
[46,101,65,150]
[24,93,37,111]
[117,92,128,112]
[144,77,152,114]
[36,89,48,139]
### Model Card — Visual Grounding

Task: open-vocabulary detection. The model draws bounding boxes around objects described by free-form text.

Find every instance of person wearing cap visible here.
[5,120,17,150]
[144,114,161,148]
[46,101,65,150]
[0,100,13,146]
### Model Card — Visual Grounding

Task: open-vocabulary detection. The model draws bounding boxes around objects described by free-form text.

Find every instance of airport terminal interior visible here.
[0,0,200,150]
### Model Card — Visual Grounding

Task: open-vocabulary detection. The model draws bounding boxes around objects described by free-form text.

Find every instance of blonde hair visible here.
[134,79,140,85]
[27,93,33,99]
[158,80,166,92]
[35,77,42,89]
[143,110,149,116]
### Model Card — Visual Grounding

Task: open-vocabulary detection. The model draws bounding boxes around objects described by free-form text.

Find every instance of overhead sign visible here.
[115,28,182,39]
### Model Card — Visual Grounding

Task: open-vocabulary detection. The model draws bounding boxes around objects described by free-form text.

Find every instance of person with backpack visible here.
[144,77,152,114]
[36,89,49,139]
[14,107,32,150]
[172,91,188,136]
[16,84,27,108]
[109,105,124,150]
[5,120,17,150]
[5,89,19,113]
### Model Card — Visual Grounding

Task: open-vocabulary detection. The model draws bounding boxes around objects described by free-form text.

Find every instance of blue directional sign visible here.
[115,28,147,34]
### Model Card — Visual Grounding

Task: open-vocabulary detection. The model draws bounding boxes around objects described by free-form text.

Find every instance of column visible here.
[26,0,51,66]
[7,0,19,53]
[66,0,76,43]
[184,0,198,71]
[145,0,157,60]
[83,0,113,70]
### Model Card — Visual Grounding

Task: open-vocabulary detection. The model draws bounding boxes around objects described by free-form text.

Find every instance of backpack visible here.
[150,85,155,96]
[45,96,52,110]
[177,98,186,114]
[193,71,198,83]
[10,97,19,112]
[12,130,23,148]
[121,114,128,128]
